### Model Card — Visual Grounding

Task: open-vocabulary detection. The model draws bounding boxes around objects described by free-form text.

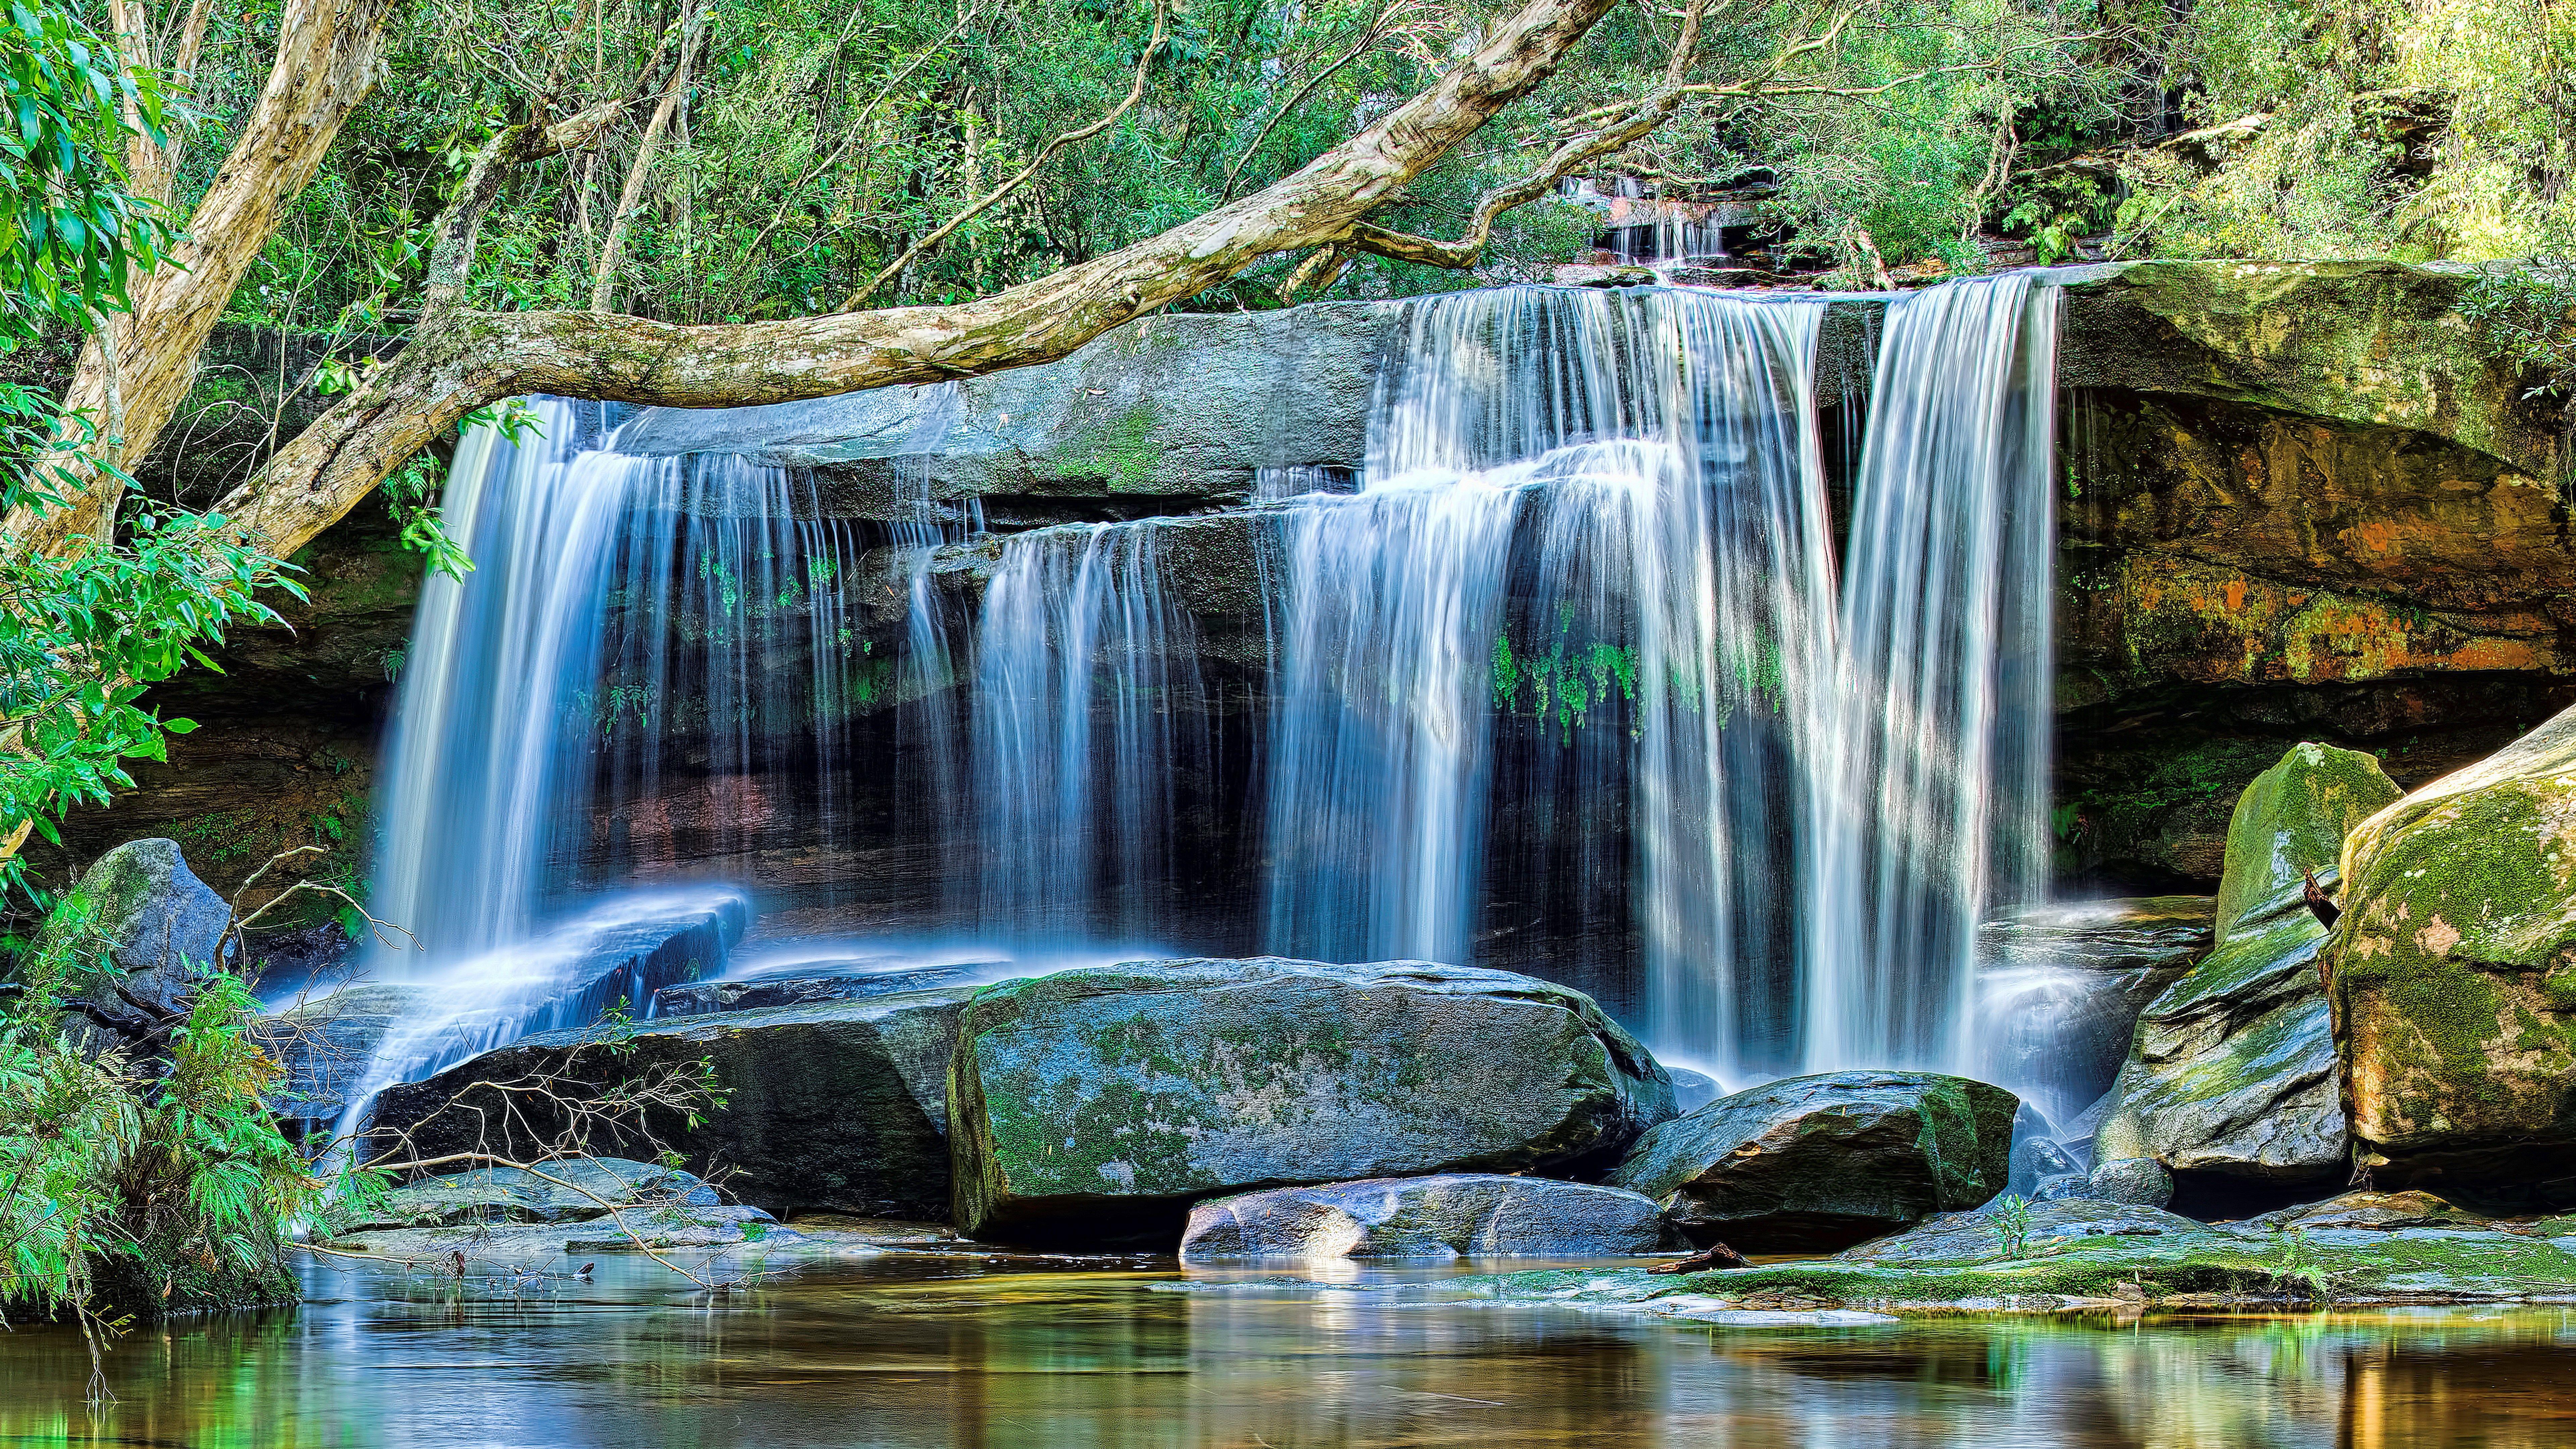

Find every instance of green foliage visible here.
[1991,1193,2033,1258]
[2461,267,2576,400]
[0,0,172,333]
[0,936,319,1325]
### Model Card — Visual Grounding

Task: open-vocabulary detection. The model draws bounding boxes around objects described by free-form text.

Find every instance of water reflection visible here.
[4,1254,2573,1447]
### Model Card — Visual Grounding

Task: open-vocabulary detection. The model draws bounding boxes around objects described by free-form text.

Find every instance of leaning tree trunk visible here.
[212,0,1627,561]
[2,0,401,564]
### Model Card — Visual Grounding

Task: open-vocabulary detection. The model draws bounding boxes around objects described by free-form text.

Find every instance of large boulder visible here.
[1606,1071,2018,1252]
[947,958,1675,1246]
[1180,1175,1666,1260]
[28,839,231,1056]
[2092,743,2397,1195]
[366,986,973,1219]
[2334,705,2576,1204]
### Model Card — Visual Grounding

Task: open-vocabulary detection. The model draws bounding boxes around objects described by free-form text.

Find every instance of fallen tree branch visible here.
[204,0,1632,564]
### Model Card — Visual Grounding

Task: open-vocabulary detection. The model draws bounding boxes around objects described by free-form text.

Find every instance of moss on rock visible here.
[2334,703,2576,1196]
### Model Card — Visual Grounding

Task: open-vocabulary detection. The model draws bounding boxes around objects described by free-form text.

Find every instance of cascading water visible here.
[351,274,2067,1114]
[965,520,1215,948]
[1804,275,2061,1077]
[369,399,873,966]
[1261,287,1837,1075]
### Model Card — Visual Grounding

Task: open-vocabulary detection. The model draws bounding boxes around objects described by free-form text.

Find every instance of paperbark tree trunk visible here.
[208,0,1627,562]
[6,0,402,564]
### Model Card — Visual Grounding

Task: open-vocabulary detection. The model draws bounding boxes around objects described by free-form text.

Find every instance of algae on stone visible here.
[946,957,1675,1246]
[2094,742,2398,1189]
[2333,703,2576,1199]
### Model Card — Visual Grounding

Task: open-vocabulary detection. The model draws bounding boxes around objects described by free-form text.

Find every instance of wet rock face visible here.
[947,958,1676,1247]
[29,839,232,1056]
[2336,703,2576,1204]
[367,987,974,1219]
[1179,1175,1667,1260]
[1606,1070,2019,1253]
[1975,895,2214,1110]
[2094,742,2399,1193]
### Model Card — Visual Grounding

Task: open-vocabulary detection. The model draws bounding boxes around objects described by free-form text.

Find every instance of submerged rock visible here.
[1179,1175,1666,1260]
[1482,1191,2576,1318]
[2094,743,2398,1191]
[367,986,973,1219]
[1606,1070,2018,1252]
[2335,704,2576,1205]
[652,964,984,1018]
[948,958,1675,1246]
[345,1156,729,1230]
[30,839,231,1057]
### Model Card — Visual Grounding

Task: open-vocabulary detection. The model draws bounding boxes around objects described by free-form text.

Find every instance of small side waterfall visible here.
[1804,276,2061,1073]
[966,521,1214,948]
[368,399,872,967]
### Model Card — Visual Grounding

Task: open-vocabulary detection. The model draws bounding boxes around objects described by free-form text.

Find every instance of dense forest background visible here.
[78,0,2576,341]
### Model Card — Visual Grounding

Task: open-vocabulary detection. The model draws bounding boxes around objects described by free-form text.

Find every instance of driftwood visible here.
[1648,1241,1750,1274]
[2303,869,2341,930]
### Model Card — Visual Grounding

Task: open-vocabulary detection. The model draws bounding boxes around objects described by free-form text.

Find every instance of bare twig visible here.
[838,0,1171,311]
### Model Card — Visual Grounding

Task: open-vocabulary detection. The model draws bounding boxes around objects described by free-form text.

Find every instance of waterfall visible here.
[356,275,2062,1095]
[1804,275,2061,1072]
[1262,287,1837,1070]
[368,399,871,967]
[966,520,1214,948]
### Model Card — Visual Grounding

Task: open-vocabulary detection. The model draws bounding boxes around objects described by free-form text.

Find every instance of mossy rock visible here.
[27,839,232,1057]
[946,958,1675,1248]
[1464,1192,2576,1315]
[1605,1071,2018,1252]
[2334,704,2576,1200]
[2094,744,2397,1188]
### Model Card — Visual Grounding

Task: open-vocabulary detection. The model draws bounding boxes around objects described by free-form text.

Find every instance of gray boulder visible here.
[367,986,974,1219]
[1180,1175,1666,1260]
[1667,1066,1722,1115]
[949,958,1676,1246]
[345,1156,730,1230]
[652,963,984,1019]
[1607,1070,2019,1252]
[2009,1134,2081,1194]
[2087,1156,2177,1208]
[2094,743,2398,1190]
[32,840,232,1057]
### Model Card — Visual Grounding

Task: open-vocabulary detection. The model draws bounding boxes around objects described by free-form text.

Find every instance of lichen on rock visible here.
[2092,742,2399,1191]
[2334,703,2576,1201]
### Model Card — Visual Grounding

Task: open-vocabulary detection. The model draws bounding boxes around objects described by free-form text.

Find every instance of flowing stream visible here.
[362,276,2063,1096]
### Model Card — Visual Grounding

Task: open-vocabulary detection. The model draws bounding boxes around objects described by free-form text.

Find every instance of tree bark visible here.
[589,8,704,313]
[7,0,402,564]
[210,0,1628,561]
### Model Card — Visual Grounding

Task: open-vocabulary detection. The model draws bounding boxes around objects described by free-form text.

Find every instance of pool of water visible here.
[6,1250,2574,1447]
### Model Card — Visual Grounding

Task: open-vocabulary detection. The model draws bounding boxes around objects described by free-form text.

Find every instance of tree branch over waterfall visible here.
[198,0,1634,564]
